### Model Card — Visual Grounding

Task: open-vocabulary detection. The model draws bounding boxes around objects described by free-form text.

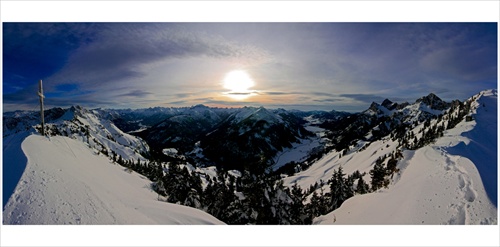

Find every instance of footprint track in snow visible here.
[454,165,477,204]
[448,203,468,224]
[438,147,479,224]
[458,174,466,189]
[464,183,477,203]
[443,152,477,203]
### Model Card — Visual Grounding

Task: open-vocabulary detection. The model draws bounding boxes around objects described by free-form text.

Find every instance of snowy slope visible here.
[3,135,224,225]
[3,106,150,162]
[53,106,150,162]
[313,89,497,224]
[272,125,325,170]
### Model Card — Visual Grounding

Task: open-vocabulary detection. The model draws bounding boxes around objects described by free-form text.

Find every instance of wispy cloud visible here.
[48,24,272,87]
[338,94,387,104]
[3,23,496,112]
[118,89,153,98]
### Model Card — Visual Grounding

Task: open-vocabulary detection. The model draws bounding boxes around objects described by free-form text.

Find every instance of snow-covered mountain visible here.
[134,105,233,155]
[104,105,313,172]
[363,93,449,118]
[4,105,149,162]
[199,106,312,172]
[313,92,454,157]
[280,89,497,224]
[2,90,497,226]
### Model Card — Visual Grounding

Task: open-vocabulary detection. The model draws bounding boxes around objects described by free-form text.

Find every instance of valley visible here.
[2,89,497,225]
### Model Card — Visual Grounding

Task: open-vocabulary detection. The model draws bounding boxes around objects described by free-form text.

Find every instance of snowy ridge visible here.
[4,106,150,162]
[3,135,224,224]
[310,89,497,224]
[363,93,448,123]
[77,107,149,161]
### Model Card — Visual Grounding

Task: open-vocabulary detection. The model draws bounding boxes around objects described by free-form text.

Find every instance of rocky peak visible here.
[381,99,397,110]
[416,93,450,110]
[368,102,380,112]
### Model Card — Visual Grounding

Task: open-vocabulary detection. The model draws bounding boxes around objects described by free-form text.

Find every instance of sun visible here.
[223,70,255,92]
[223,70,256,100]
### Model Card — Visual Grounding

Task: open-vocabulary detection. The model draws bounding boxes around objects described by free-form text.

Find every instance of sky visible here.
[2,22,497,112]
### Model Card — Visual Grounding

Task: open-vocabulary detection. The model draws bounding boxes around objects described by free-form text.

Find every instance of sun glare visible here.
[223,70,256,100]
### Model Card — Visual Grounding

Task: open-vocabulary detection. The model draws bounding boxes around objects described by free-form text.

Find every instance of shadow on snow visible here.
[2,132,30,208]
[447,95,497,207]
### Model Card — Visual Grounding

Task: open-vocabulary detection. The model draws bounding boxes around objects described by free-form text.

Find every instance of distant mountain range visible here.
[0,92,477,172]
[3,90,497,225]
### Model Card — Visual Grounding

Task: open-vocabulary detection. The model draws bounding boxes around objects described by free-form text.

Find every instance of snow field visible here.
[272,136,323,170]
[3,135,224,225]
[282,137,400,194]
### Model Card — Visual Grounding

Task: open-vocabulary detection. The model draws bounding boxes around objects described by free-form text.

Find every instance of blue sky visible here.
[2,22,497,112]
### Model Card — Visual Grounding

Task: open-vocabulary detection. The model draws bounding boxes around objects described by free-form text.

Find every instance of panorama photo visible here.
[2,22,497,225]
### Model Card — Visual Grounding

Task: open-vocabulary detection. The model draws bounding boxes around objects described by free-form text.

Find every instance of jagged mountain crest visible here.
[363,92,451,121]
[320,92,458,153]
[381,99,395,110]
[416,93,450,110]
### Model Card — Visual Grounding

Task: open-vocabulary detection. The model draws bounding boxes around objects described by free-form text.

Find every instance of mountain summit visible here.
[416,93,450,110]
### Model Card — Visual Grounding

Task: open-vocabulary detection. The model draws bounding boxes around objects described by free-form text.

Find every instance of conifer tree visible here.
[203,170,241,223]
[329,166,354,210]
[370,161,388,191]
[289,183,309,224]
[356,177,369,194]
[387,156,397,173]
[306,190,322,217]
[155,179,165,201]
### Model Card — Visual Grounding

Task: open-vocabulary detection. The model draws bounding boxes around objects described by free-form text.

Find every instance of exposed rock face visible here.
[417,93,451,111]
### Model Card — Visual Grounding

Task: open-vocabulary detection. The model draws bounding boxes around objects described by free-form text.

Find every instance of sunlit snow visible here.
[3,135,224,224]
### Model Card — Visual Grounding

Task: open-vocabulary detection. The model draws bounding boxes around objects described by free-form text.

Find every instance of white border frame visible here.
[1,1,499,247]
